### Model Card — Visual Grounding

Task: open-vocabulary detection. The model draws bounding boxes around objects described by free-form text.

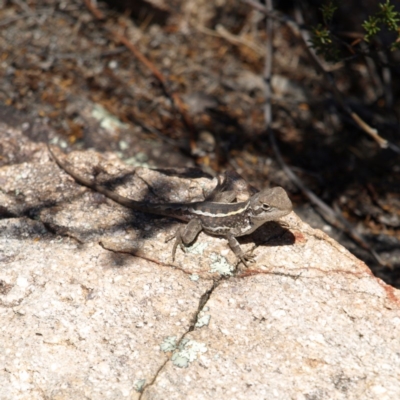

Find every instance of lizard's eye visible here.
[262,204,271,211]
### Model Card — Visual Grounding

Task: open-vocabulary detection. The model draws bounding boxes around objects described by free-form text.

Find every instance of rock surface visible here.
[0,122,399,399]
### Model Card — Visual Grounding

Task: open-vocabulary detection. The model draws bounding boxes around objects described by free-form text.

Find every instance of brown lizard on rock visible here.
[48,145,292,266]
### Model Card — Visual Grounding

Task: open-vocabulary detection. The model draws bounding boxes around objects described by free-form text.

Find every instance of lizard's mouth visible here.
[253,208,291,221]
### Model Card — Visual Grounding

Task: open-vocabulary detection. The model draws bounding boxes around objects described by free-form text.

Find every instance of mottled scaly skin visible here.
[48,145,292,266]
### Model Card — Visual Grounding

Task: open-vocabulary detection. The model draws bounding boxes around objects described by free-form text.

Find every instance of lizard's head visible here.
[249,187,292,221]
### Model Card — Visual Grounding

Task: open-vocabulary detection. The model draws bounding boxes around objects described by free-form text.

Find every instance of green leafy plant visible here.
[362,0,400,50]
[320,1,338,23]
[310,0,400,61]
[310,1,340,62]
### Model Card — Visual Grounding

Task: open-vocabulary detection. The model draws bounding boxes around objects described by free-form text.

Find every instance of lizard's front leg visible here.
[167,218,203,261]
[226,233,255,268]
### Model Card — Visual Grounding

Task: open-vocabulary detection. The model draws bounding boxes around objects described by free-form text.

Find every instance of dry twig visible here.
[293,7,393,151]
[259,0,386,266]
[244,0,399,153]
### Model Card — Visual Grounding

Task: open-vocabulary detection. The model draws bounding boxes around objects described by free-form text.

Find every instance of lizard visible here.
[47,145,293,266]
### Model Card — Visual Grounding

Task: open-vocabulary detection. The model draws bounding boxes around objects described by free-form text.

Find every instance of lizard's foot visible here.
[279,221,290,229]
[239,246,257,267]
[171,236,186,261]
[238,255,254,268]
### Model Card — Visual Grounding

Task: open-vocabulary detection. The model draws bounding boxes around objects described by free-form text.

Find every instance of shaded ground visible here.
[0,0,399,286]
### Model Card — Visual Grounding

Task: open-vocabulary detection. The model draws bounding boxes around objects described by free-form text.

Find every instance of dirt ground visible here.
[0,0,399,286]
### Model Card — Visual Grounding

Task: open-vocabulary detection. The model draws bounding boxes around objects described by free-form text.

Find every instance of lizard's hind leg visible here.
[166,218,203,261]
